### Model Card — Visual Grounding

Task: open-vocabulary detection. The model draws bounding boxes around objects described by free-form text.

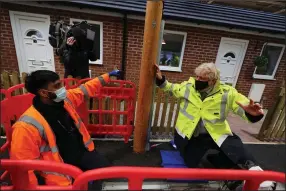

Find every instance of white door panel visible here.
[9,11,55,74]
[215,37,249,87]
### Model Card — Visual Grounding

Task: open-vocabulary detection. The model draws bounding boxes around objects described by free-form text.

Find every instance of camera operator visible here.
[57,35,95,79]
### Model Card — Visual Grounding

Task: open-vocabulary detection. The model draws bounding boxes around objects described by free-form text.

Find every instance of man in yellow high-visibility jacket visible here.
[155,63,276,190]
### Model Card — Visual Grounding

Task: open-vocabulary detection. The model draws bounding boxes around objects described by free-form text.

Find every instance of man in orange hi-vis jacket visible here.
[10,69,120,189]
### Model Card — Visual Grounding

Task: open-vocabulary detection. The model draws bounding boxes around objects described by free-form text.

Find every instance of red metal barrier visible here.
[73,167,285,190]
[77,79,136,143]
[1,160,285,190]
[0,160,85,190]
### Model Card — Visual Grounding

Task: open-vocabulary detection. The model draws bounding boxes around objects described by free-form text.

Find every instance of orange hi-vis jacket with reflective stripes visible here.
[10,74,110,186]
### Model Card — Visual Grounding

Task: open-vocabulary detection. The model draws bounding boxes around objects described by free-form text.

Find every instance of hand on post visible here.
[154,64,163,80]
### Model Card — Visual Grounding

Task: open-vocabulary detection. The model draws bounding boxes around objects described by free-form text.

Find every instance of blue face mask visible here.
[53,87,67,103]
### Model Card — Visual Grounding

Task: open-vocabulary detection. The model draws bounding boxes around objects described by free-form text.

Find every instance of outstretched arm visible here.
[230,88,264,123]
[66,70,121,107]
[66,74,110,107]
[155,64,188,98]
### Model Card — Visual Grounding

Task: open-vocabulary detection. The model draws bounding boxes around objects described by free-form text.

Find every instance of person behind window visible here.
[10,69,120,189]
[155,63,276,190]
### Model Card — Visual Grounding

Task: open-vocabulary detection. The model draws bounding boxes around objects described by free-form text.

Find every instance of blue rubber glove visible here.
[109,69,121,77]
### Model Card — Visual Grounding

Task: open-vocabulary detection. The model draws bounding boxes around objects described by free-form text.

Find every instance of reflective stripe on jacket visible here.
[159,77,250,147]
[10,74,110,186]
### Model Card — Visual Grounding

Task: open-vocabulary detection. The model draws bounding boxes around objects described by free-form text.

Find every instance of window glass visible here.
[255,45,283,76]
[26,30,43,38]
[159,31,186,71]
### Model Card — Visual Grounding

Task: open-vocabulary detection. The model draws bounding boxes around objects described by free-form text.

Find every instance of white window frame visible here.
[159,30,187,72]
[70,18,103,65]
[253,43,285,80]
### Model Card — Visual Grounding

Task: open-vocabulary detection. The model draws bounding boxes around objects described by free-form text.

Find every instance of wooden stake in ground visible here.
[133,0,163,153]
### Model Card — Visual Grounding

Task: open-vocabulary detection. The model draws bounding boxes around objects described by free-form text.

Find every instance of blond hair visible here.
[194,62,220,80]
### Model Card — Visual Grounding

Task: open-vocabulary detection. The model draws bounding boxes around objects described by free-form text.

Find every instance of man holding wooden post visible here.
[133,0,276,190]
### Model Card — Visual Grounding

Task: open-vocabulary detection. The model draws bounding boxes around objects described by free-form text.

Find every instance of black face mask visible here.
[195,80,209,91]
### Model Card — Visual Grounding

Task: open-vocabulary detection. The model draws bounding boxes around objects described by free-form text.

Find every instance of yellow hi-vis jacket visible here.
[159,77,250,147]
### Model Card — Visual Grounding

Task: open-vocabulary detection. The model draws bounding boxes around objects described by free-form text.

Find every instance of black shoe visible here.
[242,160,256,169]
[88,180,103,191]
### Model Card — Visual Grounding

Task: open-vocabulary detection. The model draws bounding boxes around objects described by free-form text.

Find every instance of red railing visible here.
[0,160,84,190]
[73,167,285,190]
[1,160,285,191]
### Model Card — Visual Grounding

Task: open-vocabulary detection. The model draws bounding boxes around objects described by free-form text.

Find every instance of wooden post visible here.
[258,80,285,140]
[133,0,163,153]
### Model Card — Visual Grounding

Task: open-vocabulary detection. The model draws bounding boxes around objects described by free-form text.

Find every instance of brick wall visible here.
[125,19,285,109]
[1,3,285,108]
[0,3,122,78]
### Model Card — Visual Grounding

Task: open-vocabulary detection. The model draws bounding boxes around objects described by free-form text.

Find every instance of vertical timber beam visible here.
[133,0,163,153]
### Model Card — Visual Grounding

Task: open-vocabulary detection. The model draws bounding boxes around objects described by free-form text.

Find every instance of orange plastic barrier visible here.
[77,79,136,143]
[1,160,285,191]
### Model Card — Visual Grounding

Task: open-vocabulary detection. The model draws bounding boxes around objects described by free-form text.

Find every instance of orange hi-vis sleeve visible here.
[66,73,110,107]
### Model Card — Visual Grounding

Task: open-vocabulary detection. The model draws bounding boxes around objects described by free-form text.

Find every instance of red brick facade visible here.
[1,3,285,108]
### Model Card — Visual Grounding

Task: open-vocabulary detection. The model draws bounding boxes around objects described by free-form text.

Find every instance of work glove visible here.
[109,69,121,77]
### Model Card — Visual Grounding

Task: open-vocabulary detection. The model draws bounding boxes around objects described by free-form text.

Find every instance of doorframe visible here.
[215,37,249,87]
[9,11,54,75]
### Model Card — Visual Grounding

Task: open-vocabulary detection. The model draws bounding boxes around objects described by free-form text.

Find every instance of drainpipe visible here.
[121,13,128,80]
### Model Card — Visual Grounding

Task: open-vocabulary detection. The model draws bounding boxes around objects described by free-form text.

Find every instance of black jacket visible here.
[58,43,96,79]
[33,96,87,166]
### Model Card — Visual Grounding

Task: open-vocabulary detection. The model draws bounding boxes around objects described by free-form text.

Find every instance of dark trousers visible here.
[37,150,110,190]
[174,131,257,169]
[77,150,110,190]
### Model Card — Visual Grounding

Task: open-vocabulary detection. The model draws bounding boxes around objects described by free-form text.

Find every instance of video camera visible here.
[48,20,99,60]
